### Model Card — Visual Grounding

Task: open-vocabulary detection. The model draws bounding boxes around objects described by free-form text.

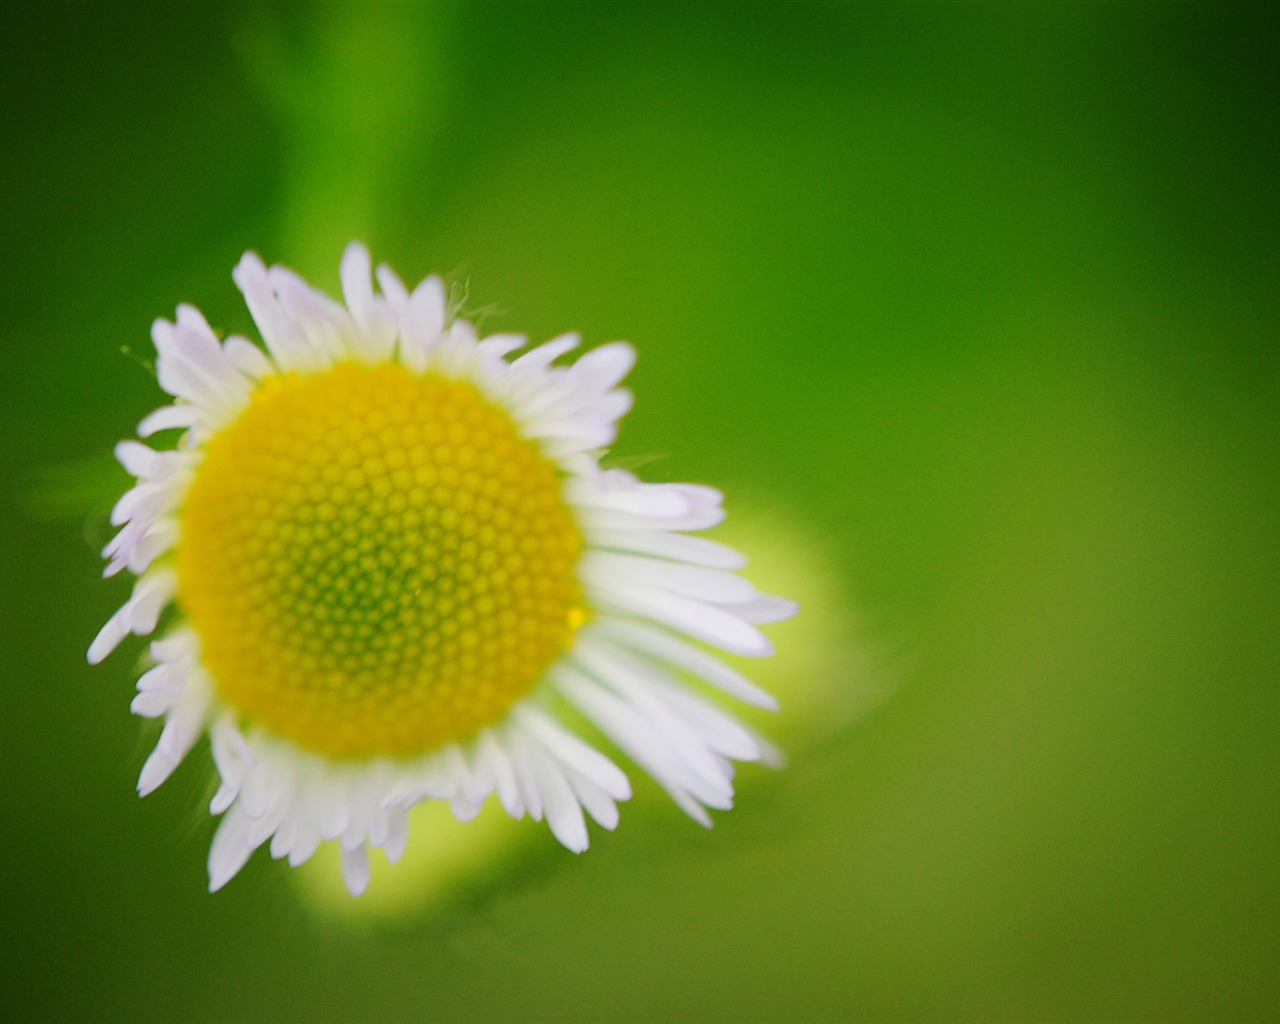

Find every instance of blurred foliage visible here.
[2,1,1278,1021]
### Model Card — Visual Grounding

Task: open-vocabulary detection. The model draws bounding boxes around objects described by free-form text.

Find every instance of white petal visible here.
[474,729,523,818]
[341,844,371,897]
[512,703,630,800]
[287,821,322,868]
[153,678,209,765]
[641,677,762,762]
[208,810,257,892]
[126,518,179,574]
[475,333,527,361]
[126,569,177,635]
[504,728,544,823]
[597,618,778,710]
[269,268,348,366]
[409,275,447,337]
[114,441,162,480]
[561,768,621,831]
[137,404,198,437]
[339,243,374,320]
[109,476,182,530]
[383,808,409,863]
[130,689,171,719]
[233,252,317,371]
[87,570,176,664]
[588,528,748,570]
[735,595,801,624]
[509,728,588,852]
[340,243,396,362]
[590,585,772,658]
[573,638,736,799]
[137,749,179,796]
[582,551,759,605]
[565,341,635,395]
[134,661,180,694]
[554,664,729,819]
[222,336,275,380]
[510,332,579,374]
[578,502,727,534]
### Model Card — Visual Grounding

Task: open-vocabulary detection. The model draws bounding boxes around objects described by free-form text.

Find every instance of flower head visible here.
[90,245,796,895]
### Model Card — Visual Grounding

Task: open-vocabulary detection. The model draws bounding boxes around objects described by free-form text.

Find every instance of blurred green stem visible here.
[237,1,456,278]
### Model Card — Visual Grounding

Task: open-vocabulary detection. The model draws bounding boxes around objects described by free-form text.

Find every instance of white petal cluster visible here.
[90,244,795,894]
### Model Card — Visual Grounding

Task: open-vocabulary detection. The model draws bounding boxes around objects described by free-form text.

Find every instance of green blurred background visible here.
[3,1,1278,1020]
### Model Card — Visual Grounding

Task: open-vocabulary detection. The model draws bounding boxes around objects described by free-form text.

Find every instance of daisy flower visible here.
[89,245,796,896]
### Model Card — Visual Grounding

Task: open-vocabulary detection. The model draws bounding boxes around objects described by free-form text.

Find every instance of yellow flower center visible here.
[177,361,585,758]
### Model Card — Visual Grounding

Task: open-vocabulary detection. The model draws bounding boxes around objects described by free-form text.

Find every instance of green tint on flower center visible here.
[177,361,586,758]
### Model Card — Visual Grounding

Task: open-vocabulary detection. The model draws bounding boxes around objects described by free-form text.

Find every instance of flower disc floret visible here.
[179,362,585,758]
